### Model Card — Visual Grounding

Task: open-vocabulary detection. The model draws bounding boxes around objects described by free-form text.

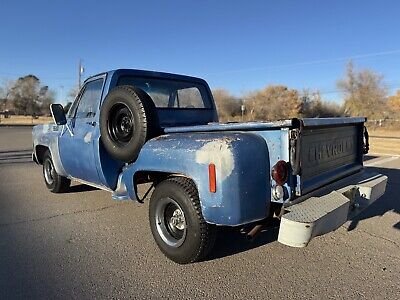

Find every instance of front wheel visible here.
[42,150,71,193]
[149,177,216,264]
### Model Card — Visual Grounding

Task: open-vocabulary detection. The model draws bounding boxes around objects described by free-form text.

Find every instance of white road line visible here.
[364,156,399,167]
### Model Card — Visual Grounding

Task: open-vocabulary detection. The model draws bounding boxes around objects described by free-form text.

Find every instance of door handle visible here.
[86,121,96,126]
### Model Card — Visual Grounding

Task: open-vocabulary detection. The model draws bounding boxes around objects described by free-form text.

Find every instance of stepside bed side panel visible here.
[121,132,271,226]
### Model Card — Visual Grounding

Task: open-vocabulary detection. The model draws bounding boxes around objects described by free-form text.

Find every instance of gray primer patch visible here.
[195,140,234,180]
[84,132,92,143]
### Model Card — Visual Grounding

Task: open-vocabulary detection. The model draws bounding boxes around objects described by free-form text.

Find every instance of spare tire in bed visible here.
[100,85,159,163]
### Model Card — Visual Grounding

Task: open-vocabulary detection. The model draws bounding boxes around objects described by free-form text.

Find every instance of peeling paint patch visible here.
[194,135,241,143]
[42,124,50,133]
[84,132,92,143]
[195,140,234,180]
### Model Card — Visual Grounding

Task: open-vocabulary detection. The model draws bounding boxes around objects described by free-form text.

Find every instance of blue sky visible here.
[1,0,400,104]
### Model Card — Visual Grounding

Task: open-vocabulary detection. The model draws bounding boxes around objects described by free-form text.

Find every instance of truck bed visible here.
[163,117,366,199]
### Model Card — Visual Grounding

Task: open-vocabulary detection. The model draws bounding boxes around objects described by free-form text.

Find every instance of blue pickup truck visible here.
[32,69,387,264]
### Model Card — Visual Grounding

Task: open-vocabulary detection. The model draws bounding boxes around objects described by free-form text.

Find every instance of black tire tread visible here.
[152,177,216,264]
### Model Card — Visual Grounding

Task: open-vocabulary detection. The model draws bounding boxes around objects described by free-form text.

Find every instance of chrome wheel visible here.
[155,197,187,247]
[44,158,55,185]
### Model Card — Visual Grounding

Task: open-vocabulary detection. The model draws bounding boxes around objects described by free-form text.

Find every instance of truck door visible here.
[59,77,105,185]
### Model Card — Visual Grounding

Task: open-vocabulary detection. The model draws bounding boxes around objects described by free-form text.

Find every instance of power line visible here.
[207,49,400,76]
[307,81,400,96]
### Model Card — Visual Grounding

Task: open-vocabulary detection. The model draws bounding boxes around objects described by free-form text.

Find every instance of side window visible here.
[174,87,205,108]
[75,79,104,119]
[67,89,83,118]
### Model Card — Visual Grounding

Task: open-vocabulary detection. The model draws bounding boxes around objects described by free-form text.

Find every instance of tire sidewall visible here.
[42,151,70,193]
[43,153,57,191]
[149,180,203,263]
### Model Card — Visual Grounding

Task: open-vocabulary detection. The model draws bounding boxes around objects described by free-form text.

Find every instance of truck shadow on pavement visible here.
[347,165,400,231]
[209,164,399,260]
[67,184,99,193]
[208,221,280,260]
[363,155,379,162]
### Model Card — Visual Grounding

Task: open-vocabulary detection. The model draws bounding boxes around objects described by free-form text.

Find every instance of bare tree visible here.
[212,89,241,121]
[337,61,389,119]
[67,85,80,102]
[62,85,80,113]
[300,89,345,117]
[7,75,55,115]
[38,86,55,115]
[388,90,400,116]
[245,85,302,121]
[0,85,5,111]
[0,80,13,112]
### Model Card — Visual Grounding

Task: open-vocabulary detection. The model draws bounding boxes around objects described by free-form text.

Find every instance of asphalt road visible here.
[0,126,399,299]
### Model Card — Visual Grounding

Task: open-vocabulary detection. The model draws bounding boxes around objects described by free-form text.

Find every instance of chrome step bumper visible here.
[278,172,387,247]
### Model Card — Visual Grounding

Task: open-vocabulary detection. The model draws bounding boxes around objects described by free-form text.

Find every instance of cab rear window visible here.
[117,76,211,109]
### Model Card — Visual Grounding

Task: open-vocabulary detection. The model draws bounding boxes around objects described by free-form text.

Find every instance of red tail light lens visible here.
[271,160,288,185]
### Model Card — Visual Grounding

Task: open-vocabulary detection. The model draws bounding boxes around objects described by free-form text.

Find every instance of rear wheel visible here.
[42,151,70,193]
[149,177,216,264]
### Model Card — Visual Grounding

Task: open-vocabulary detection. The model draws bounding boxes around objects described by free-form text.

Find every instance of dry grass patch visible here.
[0,115,53,125]
[368,128,400,156]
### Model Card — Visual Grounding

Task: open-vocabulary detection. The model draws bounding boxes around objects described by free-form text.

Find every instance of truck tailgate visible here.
[296,118,365,195]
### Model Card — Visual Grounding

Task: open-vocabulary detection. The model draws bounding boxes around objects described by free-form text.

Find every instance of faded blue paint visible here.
[120,132,270,225]
[163,121,294,204]
[253,129,292,202]
[32,68,368,227]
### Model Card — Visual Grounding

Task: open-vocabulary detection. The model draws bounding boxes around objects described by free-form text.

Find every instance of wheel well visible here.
[133,171,195,201]
[133,171,170,186]
[35,145,49,164]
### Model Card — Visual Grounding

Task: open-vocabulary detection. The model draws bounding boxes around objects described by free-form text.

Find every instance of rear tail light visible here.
[208,163,216,193]
[271,160,288,185]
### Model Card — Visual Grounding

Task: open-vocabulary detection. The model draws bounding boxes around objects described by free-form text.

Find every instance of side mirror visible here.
[50,104,67,125]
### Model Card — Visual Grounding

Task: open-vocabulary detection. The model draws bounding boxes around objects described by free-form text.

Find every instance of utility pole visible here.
[241,99,246,122]
[78,59,84,89]
[60,85,64,103]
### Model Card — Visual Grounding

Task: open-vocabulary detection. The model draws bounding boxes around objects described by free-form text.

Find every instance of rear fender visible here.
[121,132,271,226]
